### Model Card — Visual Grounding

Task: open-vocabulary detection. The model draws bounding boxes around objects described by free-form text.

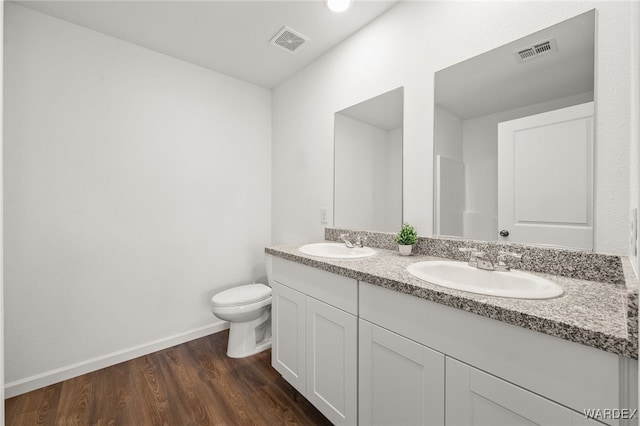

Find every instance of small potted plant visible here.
[395,223,418,256]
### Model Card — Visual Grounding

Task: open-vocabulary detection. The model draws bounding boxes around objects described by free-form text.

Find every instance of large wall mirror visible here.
[433,10,595,250]
[334,87,403,233]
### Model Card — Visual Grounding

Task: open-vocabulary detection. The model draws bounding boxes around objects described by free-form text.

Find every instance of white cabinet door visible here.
[359,319,445,426]
[306,297,357,426]
[271,282,306,394]
[497,102,594,249]
[446,357,603,426]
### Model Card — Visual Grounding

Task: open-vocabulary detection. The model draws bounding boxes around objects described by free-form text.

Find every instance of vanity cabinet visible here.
[359,317,605,426]
[359,319,444,426]
[270,256,357,426]
[359,281,636,426]
[446,357,603,426]
[269,253,637,426]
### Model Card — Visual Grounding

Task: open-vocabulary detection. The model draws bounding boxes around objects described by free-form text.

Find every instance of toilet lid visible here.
[211,283,272,307]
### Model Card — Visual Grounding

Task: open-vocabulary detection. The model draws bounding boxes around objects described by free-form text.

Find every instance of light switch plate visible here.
[320,207,328,224]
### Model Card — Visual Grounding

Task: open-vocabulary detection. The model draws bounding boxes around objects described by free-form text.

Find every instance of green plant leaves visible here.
[395,222,417,245]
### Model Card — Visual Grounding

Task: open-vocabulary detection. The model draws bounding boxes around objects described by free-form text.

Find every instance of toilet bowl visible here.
[211,283,272,358]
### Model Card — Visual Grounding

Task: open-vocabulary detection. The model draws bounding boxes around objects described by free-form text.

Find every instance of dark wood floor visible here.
[5,330,332,425]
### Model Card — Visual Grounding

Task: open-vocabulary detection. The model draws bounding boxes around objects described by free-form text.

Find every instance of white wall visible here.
[271,1,637,257]
[4,4,271,396]
[385,127,403,231]
[436,156,465,236]
[0,0,5,417]
[434,105,463,161]
[334,114,382,230]
[631,0,640,276]
[433,105,464,237]
[334,114,400,232]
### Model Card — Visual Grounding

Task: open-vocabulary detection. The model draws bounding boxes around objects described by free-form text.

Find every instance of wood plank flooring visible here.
[5,330,332,425]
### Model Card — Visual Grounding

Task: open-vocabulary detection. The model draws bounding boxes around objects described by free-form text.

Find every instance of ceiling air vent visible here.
[513,38,558,63]
[269,26,309,54]
[516,47,536,61]
[534,41,553,54]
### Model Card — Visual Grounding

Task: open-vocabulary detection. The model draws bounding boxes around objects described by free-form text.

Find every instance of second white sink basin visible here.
[299,243,376,259]
[406,261,563,299]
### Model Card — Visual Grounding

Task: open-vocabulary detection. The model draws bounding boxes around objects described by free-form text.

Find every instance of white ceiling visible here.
[14,0,399,89]
[435,9,595,119]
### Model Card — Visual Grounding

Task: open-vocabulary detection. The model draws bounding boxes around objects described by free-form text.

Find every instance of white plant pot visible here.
[398,244,413,256]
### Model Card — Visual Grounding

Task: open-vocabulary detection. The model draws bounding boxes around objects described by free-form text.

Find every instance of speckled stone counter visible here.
[265,242,638,359]
[325,228,626,284]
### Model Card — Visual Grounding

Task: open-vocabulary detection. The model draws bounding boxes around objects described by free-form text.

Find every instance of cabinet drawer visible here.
[272,257,357,314]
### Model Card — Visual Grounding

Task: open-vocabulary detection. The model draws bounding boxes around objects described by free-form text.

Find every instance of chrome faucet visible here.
[458,248,522,271]
[340,233,367,248]
[353,235,367,248]
[474,252,495,271]
[340,233,354,248]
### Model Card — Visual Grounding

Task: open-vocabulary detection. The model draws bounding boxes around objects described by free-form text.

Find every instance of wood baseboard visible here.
[4,321,230,398]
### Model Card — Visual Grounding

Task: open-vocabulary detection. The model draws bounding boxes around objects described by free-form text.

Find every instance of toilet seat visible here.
[211,283,271,308]
[210,283,272,358]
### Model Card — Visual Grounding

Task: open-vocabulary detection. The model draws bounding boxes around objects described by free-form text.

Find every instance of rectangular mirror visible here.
[433,10,595,250]
[334,87,403,232]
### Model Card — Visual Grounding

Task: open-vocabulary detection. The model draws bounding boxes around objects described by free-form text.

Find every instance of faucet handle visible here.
[498,250,522,259]
[459,247,480,265]
[354,235,367,248]
[497,251,522,268]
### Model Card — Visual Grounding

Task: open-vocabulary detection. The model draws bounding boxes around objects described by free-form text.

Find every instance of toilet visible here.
[210,283,272,358]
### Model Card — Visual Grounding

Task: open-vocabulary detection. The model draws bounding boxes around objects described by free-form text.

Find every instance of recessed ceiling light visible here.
[326,0,351,13]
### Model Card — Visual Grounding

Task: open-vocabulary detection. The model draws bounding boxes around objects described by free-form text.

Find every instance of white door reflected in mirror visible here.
[498,102,593,250]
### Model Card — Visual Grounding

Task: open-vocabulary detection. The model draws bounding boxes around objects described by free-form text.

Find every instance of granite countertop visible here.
[266,242,638,359]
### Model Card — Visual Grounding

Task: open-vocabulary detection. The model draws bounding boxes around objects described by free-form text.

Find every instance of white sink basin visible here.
[406,261,563,299]
[299,243,376,259]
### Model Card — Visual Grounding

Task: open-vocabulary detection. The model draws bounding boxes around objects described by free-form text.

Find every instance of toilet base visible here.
[226,309,272,358]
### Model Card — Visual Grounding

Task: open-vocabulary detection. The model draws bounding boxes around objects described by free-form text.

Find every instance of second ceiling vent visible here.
[270,26,309,54]
[514,38,559,63]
